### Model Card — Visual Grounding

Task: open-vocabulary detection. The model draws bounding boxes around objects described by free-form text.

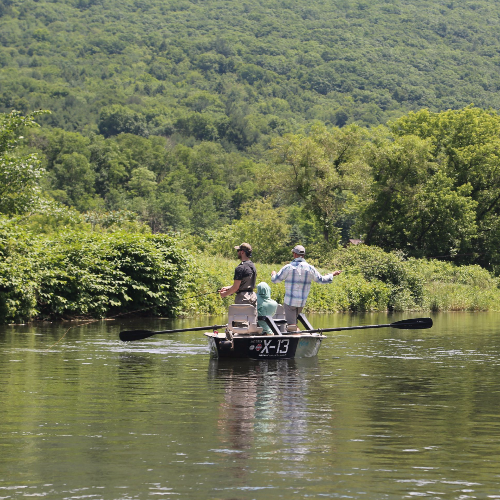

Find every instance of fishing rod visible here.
[183,290,221,300]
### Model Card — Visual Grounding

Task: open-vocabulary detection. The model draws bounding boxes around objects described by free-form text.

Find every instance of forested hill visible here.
[2,0,500,139]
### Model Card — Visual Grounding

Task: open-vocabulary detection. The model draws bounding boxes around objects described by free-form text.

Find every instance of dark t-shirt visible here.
[234,260,257,292]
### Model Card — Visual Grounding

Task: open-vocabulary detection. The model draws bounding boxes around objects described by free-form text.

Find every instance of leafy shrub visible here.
[324,245,424,310]
[0,222,192,323]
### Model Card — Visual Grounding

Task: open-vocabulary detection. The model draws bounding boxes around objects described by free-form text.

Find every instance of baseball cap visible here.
[292,245,305,255]
[234,242,252,253]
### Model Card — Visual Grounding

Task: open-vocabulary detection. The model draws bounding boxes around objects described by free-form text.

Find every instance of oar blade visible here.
[391,318,433,330]
[119,330,157,342]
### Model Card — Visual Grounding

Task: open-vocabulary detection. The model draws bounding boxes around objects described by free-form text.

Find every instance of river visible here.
[1,312,500,499]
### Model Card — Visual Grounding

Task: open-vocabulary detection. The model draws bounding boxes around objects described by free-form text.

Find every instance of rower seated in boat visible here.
[256,282,278,335]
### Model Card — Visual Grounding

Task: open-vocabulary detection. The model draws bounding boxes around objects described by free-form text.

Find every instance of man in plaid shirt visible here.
[271,245,342,331]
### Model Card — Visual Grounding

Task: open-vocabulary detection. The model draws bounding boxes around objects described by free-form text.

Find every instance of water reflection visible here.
[207,358,321,479]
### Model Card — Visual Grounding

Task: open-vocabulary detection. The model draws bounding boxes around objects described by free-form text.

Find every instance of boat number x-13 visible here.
[250,338,290,356]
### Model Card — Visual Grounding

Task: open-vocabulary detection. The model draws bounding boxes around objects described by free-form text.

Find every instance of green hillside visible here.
[2,0,500,140]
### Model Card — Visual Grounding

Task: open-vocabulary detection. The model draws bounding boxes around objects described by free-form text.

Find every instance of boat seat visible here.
[227,304,262,335]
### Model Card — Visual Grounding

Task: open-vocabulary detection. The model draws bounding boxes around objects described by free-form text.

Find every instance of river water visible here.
[1,312,500,499]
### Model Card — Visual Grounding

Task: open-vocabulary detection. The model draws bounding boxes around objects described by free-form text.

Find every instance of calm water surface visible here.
[1,312,500,499]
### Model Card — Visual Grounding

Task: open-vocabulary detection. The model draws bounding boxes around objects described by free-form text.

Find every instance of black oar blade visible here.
[391,318,433,330]
[119,330,157,342]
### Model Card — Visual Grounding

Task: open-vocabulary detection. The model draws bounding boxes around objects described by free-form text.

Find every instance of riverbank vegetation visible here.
[0,217,191,323]
[2,211,499,324]
[185,250,500,319]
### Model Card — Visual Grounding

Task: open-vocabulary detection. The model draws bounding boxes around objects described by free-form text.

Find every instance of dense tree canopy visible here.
[0,110,48,214]
[2,0,500,142]
[270,124,370,243]
[386,107,500,271]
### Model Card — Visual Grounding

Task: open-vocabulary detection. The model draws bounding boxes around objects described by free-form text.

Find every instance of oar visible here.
[298,317,433,335]
[119,324,227,342]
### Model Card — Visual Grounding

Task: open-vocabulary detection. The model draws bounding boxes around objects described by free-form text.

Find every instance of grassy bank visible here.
[2,216,498,324]
[181,248,500,317]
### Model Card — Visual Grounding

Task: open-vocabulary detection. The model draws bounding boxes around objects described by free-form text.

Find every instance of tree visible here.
[389,107,500,269]
[49,152,97,210]
[270,123,370,245]
[360,132,478,258]
[98,105,149,138]
[209,199,292,264]
[0,110,48,215]
[127,167,157,198]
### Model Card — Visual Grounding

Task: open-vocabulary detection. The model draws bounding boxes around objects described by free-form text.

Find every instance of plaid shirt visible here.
[271,258,333,307]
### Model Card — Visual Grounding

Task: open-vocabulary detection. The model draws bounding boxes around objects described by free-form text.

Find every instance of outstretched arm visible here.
[271,265,289,283]
[312,268,342,283]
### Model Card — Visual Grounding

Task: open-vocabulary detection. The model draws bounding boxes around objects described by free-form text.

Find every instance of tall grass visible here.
[180,250,500,317]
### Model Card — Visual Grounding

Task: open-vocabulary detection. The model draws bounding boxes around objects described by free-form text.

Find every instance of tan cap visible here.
[234,242,252,253]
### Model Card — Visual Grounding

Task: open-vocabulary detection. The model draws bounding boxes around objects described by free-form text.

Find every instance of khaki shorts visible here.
[234,291,257,307]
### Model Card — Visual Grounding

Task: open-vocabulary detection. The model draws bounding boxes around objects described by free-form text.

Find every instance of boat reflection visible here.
[208,358,320,477]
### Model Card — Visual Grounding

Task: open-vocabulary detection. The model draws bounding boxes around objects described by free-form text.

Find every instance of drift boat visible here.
[204,304,324,360]
[205,332,325,359]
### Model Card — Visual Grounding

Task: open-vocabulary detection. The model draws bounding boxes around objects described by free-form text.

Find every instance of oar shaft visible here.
[156,324,226,334]
[129,324,227,335]
[119,324,227,342]
[300,323,392,334]
[298,318,432,334]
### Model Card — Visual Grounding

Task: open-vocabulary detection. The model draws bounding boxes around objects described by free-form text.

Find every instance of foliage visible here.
[387,107,500,273]
[359,127,478,259]
[4,1,500,320]
[7,106,500,277]
[324,244,425,311]
[26,126,265,233]
[0,218,192,323]
[205,199,292,264]
[2,210,499,323]
[0,110,49,214]
[270,123,370,244]
[3,0,500,138]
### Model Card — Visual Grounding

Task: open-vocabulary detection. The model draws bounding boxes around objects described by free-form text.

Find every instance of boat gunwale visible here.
[204,332,327,339]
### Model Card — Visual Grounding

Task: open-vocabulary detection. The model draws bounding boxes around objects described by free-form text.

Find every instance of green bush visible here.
[323,245,425,310]
[0,220,192,323]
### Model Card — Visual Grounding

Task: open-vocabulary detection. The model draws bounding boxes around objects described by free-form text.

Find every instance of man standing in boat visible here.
[219,242,257,307]
[271,245,341,331]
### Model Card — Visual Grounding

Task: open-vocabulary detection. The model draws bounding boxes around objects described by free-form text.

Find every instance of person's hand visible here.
[271,271,276,278]
[219,287,229,298]
[332,270,342,276]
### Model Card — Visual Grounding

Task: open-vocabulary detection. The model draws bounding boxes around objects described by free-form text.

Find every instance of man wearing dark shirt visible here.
[219,242,257,307]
